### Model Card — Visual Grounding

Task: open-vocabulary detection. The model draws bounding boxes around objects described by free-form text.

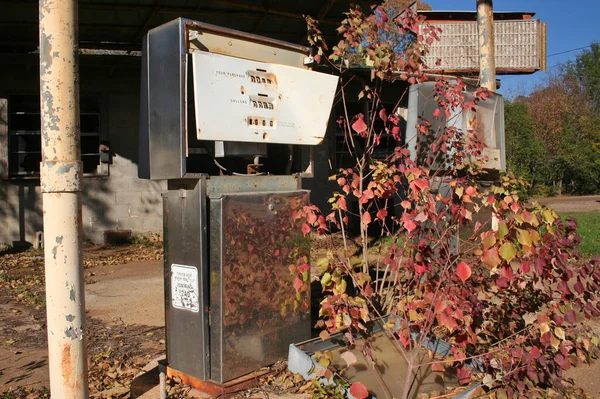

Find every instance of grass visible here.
[559,211,600,258]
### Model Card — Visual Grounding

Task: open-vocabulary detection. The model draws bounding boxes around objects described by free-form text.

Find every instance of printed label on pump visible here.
[171,264,199,312]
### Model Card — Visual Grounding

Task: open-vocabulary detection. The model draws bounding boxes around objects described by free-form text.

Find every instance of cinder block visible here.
[118,216,146,233]
[144,215,163,231]
[116,191,141,205]
[110,204,131,219]
[102,177,133,193]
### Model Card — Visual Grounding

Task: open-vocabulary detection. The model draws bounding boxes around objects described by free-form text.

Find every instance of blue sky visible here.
[424,0,600,98]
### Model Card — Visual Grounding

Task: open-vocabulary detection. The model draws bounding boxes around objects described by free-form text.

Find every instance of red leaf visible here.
[337,196,348,211]
[349,382,369,399]
[301,223,310,236]
[482,248,501,269]
[404,219,416,232]
[307,211,317,225]
[298,264,309,274]
[522,209,533,224]
[293,277,303,292]
[565,310,577,324]
[379,108,387,122]
[352,117,368,134]
[554,354,570,370]
[376,209,388,221]
[456,366,471,385]
[530,346,541,360]
[361,212,372,226]
[433,108,441,118]
[359,189,375,204]
[412,178,429,191]
[431,362,445,373]
[456,262,471,282]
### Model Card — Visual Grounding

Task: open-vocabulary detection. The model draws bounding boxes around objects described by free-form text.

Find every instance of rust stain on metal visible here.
[61,342,72,387]
[167,366,271,398]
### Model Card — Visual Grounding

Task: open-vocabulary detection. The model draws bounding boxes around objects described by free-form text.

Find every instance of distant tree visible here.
[503,101,546,189]
[522,52,600,194]
[564,42,600,112]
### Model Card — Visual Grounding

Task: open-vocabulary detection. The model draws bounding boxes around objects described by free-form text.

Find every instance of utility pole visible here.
[477,0,496,91]
[39,0,88,397]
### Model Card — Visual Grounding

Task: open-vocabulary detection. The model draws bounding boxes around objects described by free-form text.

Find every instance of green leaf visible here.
[498,221,509,240]
[320,272,332,287]
[499,242,516,263]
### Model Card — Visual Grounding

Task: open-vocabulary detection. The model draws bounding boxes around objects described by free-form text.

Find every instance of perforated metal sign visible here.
[192,51,338,145]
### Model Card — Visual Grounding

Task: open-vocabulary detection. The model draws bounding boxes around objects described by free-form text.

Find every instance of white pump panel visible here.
[192,51,338,146]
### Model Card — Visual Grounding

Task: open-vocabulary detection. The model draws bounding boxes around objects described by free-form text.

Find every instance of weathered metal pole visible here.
[39,0,88,397]
[477,0,496,91]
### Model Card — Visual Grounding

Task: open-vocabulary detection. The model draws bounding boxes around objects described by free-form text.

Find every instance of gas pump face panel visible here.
[192,51,338,145]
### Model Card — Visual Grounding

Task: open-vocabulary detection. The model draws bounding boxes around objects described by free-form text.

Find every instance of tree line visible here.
[504,43,600,196]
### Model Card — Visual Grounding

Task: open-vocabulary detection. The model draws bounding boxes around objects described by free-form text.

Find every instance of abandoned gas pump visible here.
[138,18,338,386]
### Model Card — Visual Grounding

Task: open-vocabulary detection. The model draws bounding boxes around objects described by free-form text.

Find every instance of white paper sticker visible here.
[171,264,199,312]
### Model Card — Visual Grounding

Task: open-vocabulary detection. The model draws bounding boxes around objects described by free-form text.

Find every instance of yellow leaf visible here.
[542,209,556,224]
[517,229,533,247]
[482,231,497,250]
[550,335,560,350]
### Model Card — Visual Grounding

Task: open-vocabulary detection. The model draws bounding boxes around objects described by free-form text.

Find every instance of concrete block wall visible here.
[0,55,166,246]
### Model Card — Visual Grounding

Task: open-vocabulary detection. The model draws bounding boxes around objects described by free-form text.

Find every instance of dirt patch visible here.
[86,260,164,326]
[0,291,49,390]
[0,243,166,397]
[536,195,600,213]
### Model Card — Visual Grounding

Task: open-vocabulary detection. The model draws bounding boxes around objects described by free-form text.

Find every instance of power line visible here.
[547,45,593,58]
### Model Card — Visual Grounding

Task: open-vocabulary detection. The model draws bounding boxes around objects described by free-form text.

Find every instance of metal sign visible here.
[192,51,338,145]
[171,264,200,312]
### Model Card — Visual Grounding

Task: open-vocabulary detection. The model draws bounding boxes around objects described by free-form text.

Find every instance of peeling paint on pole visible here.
[477,0,496,91]
[39,0,89,397]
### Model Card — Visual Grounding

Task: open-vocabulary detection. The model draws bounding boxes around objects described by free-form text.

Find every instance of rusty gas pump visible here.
[138,18,338,392]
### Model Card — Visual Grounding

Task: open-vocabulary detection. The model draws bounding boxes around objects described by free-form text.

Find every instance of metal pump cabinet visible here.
[138,18,338,384]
